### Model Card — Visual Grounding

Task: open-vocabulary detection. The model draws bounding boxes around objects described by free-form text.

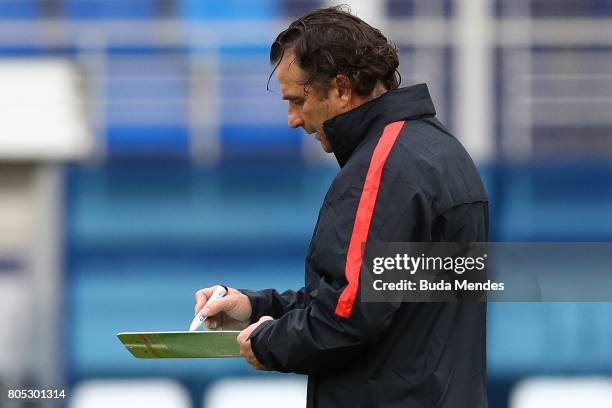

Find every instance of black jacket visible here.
[244,84,488,408]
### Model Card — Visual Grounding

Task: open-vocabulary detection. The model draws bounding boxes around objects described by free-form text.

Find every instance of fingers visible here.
[239,339,264,369]
[194,286,253,328]
[204,316,220,330]
[195,287,240,318]
[237,316,274,370]
[194,287,214,314]
[202,294,237,318]
[237,316,273,342]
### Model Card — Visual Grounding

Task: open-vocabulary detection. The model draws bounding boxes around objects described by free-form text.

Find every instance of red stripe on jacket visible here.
[334,120,406,318]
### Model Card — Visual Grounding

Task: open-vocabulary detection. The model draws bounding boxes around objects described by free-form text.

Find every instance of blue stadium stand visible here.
[216,46,303,162]
[179,0,300,162]
[0,0,40,18]
[530,0,612,17]
[496,164,612,242]
[180,0,280,19]
[103,52,191,159]
[106,126,191,159]
[63,0,157,19]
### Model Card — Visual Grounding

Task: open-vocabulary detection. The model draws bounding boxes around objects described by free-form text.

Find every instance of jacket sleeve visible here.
[248,284,400,374]
[247,167,425,374]
[240,288,307,322]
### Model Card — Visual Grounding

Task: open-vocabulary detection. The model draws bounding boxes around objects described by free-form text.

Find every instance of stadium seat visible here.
[510,377,612,408]
[69,379,191,408]
[204,377,307,408]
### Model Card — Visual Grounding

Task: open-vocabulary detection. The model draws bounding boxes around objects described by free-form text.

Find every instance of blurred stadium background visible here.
[0,0,612,407]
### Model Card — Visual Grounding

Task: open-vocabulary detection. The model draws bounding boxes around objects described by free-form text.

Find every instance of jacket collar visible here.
[322,83,436,167]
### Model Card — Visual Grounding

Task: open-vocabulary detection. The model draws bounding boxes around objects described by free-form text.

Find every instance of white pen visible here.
[189,285,228,331]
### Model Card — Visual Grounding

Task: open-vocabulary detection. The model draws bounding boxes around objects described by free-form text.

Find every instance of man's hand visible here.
[194,286,252,331]
[237,316,274,370]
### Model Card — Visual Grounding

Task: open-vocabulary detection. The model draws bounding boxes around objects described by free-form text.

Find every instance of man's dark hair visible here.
[269,5,401,97]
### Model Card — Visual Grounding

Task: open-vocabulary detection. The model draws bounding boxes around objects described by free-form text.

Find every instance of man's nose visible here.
[288,113,304,129]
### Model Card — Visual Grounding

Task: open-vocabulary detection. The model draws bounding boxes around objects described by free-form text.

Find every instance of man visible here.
[195,6,488,407]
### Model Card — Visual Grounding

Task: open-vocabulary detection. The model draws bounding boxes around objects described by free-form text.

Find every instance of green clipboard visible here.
[117,331,241,359]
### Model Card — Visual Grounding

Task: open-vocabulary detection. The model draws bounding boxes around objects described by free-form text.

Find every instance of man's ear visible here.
[335,75,352,106]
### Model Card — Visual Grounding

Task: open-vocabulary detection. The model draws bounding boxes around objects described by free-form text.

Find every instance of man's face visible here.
[275,51,344,153]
